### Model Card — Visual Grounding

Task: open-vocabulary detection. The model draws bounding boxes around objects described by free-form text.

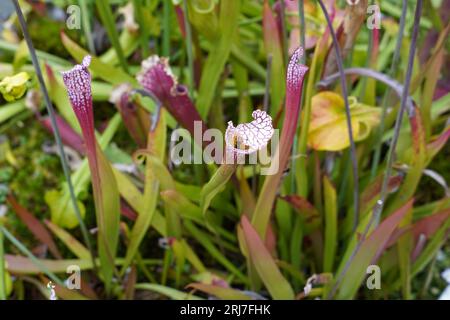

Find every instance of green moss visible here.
[4,120,59,242]
[27,13,82,59]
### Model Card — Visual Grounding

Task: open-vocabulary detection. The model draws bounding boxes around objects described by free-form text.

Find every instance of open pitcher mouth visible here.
[225,110,274,155]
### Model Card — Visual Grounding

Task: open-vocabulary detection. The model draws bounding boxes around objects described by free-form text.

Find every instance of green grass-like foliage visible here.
[0,0,449,300]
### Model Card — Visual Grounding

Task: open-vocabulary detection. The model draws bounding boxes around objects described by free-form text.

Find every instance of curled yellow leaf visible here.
[308,91,380,151]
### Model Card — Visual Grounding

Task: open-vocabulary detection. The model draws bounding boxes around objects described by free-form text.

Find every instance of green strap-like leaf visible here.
[121,110,167,272]
[61,32,136,86]
[323,176,337,273]
[196,0,241,119]
[241,215,295,300]
[44,220,90,260]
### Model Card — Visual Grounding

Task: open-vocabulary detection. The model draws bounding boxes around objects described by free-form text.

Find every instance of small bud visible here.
[0,72,30,102]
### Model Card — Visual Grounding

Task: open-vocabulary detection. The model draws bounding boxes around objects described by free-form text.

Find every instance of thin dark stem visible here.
[376,0,422,221]
[327,0,423,299]
[318,67,415,114]
[1,226,65,286]
[370,0,408,179]
[317,0,359,231]
[12,0,97,273]
[131,89,163,132]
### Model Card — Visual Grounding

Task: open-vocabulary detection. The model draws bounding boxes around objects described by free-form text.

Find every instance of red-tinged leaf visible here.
[335,199,414,299]
[386,209,450,249]
[44,113,120,230]
[53,285,89,300]
[265,223,277,257]
[174,5,186,38]
[44,220,90,260]
[187,283,252,300]
[388,107,426,212]
[76,278,100,300]
[280,194,321,234]
[252,47,308,238]
[40,114,85,155]
[120,201,137,221]
[280,195,320,222]
[394,107,426,299]
[263,0,285,113]
[411,213,450,279]
[241,215,295,300]
[411,209,450,240]
[7,195,62,259]
[124,265,137,300]
[426,126,450,163]
[5,255,92,274]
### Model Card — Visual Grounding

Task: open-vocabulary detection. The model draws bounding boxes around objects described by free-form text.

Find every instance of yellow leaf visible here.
[308,91,380,151]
